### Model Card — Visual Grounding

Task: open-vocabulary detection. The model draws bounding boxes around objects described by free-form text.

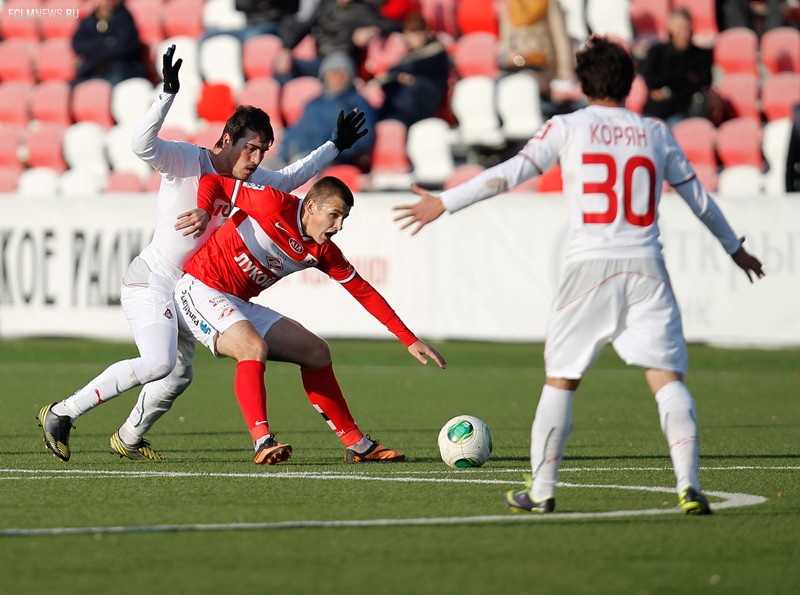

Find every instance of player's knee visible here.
[131,355,176,385]
[167,365,194,397]
[304,337,331,368]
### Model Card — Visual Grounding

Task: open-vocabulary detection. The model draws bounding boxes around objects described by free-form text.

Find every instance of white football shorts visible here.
[120,255,181,336]
[174,274,283,357]
[544,257,688,378]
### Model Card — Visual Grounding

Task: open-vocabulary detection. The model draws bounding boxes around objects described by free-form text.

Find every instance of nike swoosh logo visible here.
[255,420,268,426]
[274,221,291,234]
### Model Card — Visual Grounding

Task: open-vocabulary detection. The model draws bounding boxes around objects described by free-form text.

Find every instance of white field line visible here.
[0,467,772,536]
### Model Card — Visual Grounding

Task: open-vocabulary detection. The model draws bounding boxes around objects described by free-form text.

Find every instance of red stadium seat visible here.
[715,73,760,121]
[239,78,283,127]
[537,163,563,193]
[71,79,114,127]
[453,32,499,78]
[419,0,458,37]
[159,126,192,142]
[692,163,719,192]
[759,27,800,74]
[30,80,72,126]
[672,117,717,168]
[192,121,225,149]
[34,38,77,82]
[0,124,25,170]
[25,123,68,171]
[761,73,800,122]
[455,0,498,36]
[0,81,33,125]
[162,0,204,39]
[672,0,718,45]
[105,171,145,193]
[280,76,323,128]
[0,167,21,192]
[716,117,763,169]
[128,0,165,48]
[0,1,42,41]
[630,0,670,39]
[145,171,163,191]
[196,82,236,123]
[0,38,37,83]
[364,32,409,77]
[625,75,648,114]
[713,27,758,76]
[444,163,485,190]
[291,34,317,61]
[370,119,411,174]
[319,164,364,192]
[242,34,284,80]
[39,0,82,39]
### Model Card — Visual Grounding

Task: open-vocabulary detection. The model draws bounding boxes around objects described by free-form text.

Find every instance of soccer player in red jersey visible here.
[395,37,765,514]
[177,174,446,464]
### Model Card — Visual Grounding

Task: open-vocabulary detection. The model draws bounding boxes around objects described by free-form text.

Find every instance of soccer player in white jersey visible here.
[37,45,368,462]
[175,174,445,464]
[394,37,765,514]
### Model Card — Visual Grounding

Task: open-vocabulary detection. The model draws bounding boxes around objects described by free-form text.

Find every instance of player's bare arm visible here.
[393,184,446,235]
[175,208,210,238]
[731,237,766,283]
[407,340,447,369]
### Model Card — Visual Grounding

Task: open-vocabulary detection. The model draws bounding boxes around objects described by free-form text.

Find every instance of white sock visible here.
[348,434,371,454]
[254,434,273,451]
[655,381,700,495]
[54,361,139,419]
[530,385,574,501]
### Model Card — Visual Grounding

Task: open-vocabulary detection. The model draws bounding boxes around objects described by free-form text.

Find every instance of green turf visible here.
[1,339,798,594]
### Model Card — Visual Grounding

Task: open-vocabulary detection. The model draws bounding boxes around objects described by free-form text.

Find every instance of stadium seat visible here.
[30,80,71,126]
[25,123,68,171]
[0,1,41,41]
[444,163,485,190]
[760,27,800,74]
[106,124,154,179]
[407,117,454,187]
[713,27,758,76]
[0,81,33,125]
[671,0,718,46]
[196,82,236,123]
[145,170,163,191]
[559,0,589,43]
[451,76,504,148]
[199,34,245,94]
[71,79,115,128]
[455,0,498,36]
[716,117,763,169]
[691,163,719,192]
[369,119,412,190]
[672,117,717,168]
[0,38,37,83]
[625,75,648,114]
[291,34,318,61]
[58,167,106,196]
[202,0,247,34]
[39,0,82,39]
[242,34,284,80]
[105,171,145,193]
[111,77,154,126]
[63,122,109,175]
[761,73,800,122]
[280,76,323,128]
[128,0,165,48]
[364,32,409,77]
[0,167,20,192]
[192,121,225,148]
[17,167,61,197]
[762,117,792,195]
[630,0,670,40]
[34,38,77,82]
[0,124,25,170]
[418,0,458,37]
[586,0,632,42]
[453,32,499,78]
[717,165,764,196]
[496,71,543,141]
[158,126,192,143]
[163,0,204,39]
[537,163,563,192]
[239,77,283,127]
[715,73,760,121]
[319,164,364,192]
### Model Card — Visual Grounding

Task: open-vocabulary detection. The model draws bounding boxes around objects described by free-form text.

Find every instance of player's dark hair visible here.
[215,105,274,149]
[575,36,635,102]
[307,176,355,207]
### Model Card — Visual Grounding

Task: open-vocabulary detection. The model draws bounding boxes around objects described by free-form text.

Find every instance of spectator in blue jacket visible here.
[280,52,376,171]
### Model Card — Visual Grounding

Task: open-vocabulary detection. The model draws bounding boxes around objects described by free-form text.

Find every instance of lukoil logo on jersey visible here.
[233,253,278,289]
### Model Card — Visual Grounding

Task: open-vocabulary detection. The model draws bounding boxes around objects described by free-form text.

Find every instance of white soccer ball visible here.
[437,414,493,469]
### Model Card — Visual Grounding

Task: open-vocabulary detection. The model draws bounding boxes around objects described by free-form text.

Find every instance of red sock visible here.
[301,364,363,447]
[234,360,270,442]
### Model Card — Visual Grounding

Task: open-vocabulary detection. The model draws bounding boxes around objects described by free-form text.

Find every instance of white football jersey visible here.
[440,105,740,262]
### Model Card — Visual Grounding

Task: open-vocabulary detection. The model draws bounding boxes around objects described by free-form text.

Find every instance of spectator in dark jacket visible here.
[280,52,377,170]
[640,8,713,127]
[375,11,451,127]
[71,0,148,86]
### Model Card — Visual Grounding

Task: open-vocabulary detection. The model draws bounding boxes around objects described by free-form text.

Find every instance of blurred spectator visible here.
[280,52,377,170]
[721,0,788,33]
[497,0,580,114]
[232,0,299,40]
[275,0,401,82]
[641,8,713,127]
[374,12,451,127]
[71,0,148,86]
[787,103,800,192]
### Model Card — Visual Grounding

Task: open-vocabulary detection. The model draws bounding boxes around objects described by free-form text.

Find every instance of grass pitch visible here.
[1,339,798,594]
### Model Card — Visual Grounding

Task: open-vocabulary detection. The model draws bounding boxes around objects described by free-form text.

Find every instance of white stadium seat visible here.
[450,76,505,148]
[407,117,454,187]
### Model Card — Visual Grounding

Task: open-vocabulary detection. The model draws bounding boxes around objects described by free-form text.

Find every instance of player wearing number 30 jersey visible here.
[395,36,765,515]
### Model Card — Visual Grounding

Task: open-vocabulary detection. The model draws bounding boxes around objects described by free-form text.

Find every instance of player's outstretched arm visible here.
[731,237,766,283]
[393,184,446,235]
[407,340,446,369]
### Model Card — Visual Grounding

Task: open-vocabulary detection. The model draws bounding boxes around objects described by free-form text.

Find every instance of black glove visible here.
[331,109,368,152]
[162,44,183,94]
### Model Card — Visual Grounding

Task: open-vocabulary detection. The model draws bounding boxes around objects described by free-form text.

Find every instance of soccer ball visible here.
[437,415,493,468]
